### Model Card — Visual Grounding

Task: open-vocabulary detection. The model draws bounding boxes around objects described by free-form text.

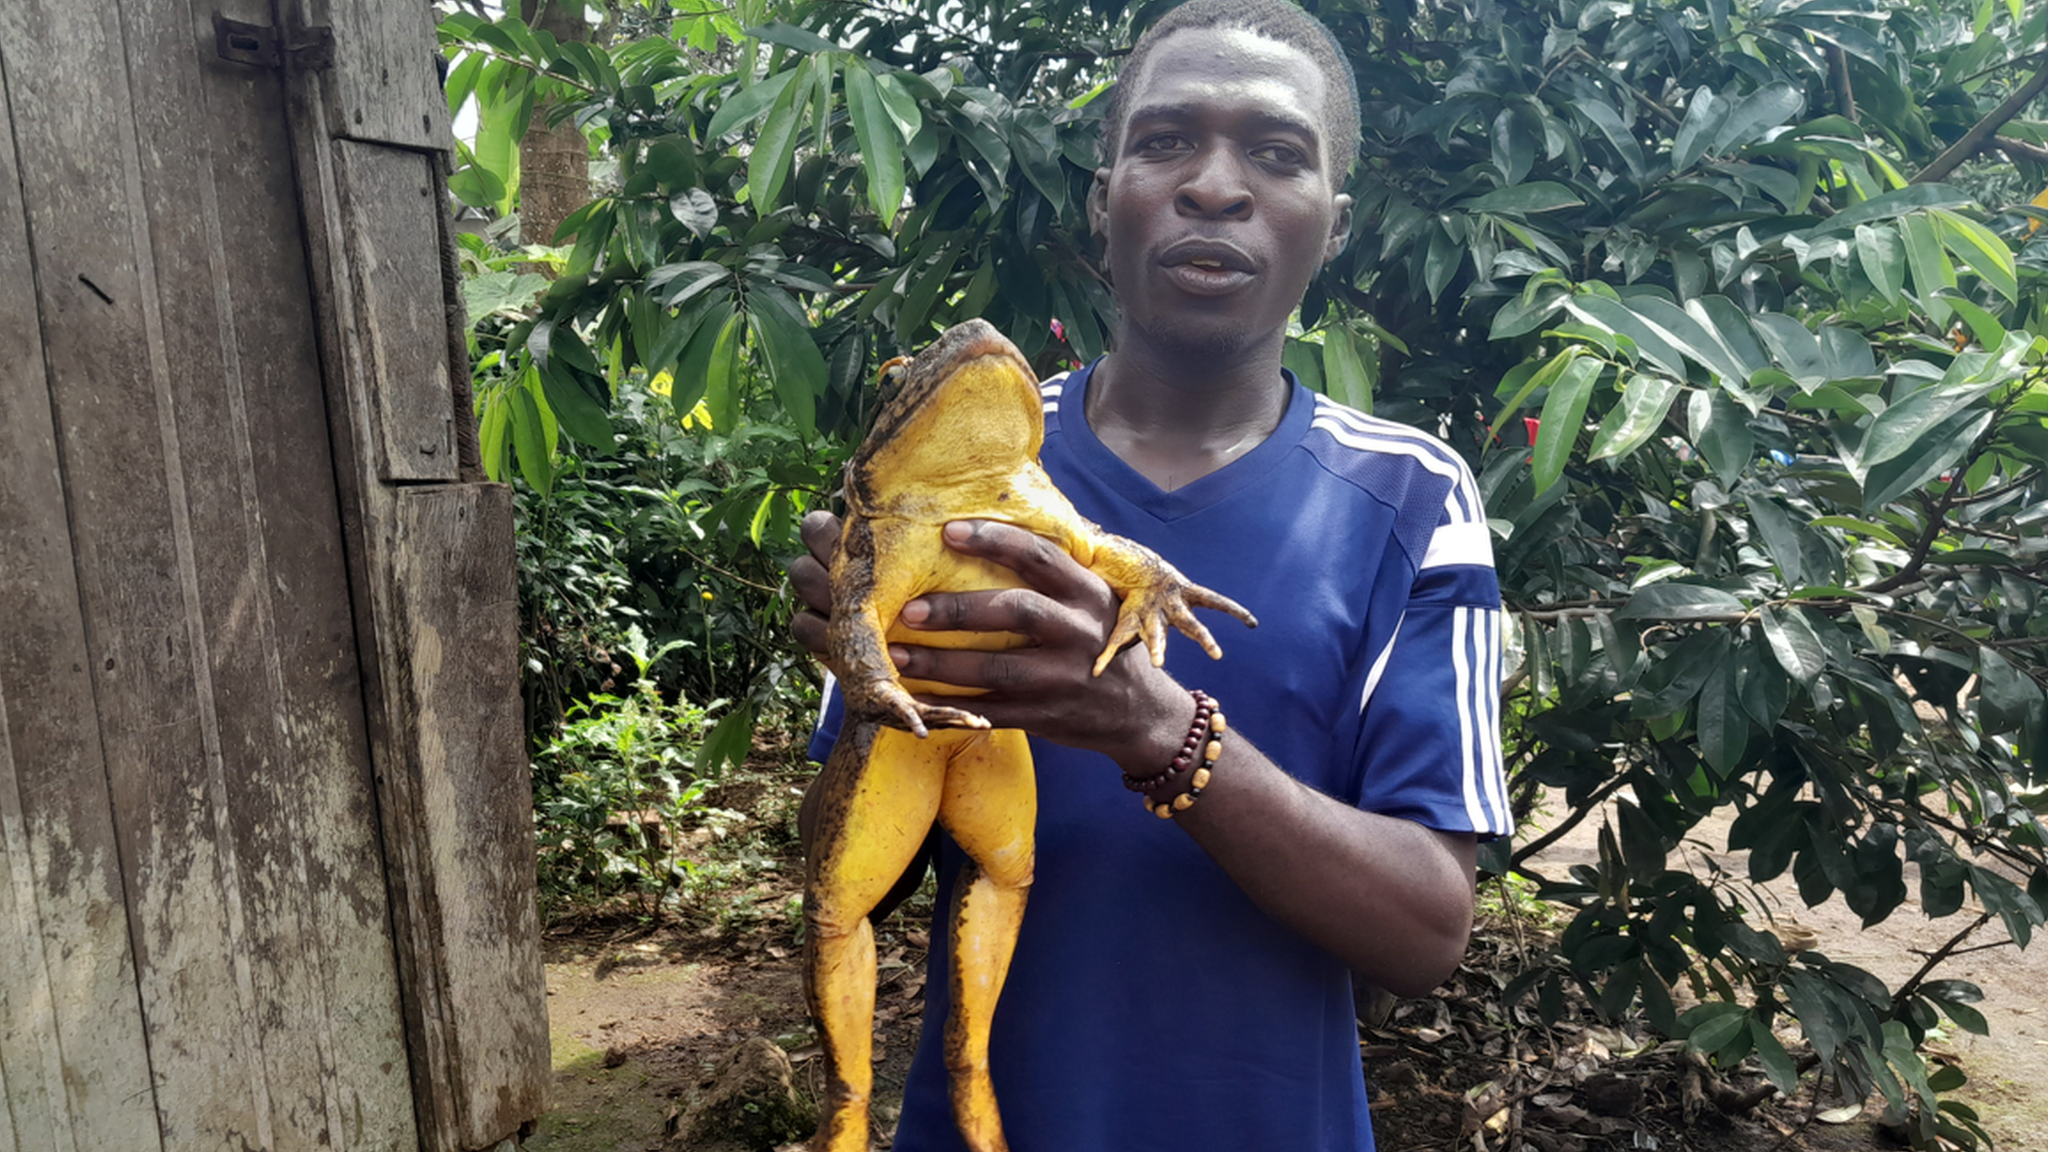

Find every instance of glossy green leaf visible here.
[1855,380,2001,474]
[748,286,826,437]
[1698,655,1748,774]
[705,68,798,138]
[703,309,746,432]
[1589,373,1681,462]
[1900,212,1956,327]
[1616,584,1746,619]
[1747,493,1805,586]
[477,388,511,483]
[1464,182,1584,213]
[510,377,554,494]
[1931,208,2019,304]
[1578,98,1645,177]
[1712,82,1804,154]
[536,358,612,448]
[1855,223,1904,305]
[1492,346,1580,433]
[1673,85,1725,171]
[844,64,906,226]
[1751,1019,1800,1094]
[1531,353,1602,491]
[1491,107,1535,185]
[1939,291,2006,348]
[747,62,807,213]
[1862,409,1995,511]
[1762,605,1826,684]
[1690,387,1753,483]
[873,72,922,143]
[1423,223,1463,303]
[1323,323,1374,413]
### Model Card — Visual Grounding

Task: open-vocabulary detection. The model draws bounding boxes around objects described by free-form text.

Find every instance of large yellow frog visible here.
[804,319,1256,1152]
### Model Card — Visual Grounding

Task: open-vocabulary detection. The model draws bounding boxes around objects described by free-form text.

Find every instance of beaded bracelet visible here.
[1120,690,1225,819]
[1121,689,1214,793]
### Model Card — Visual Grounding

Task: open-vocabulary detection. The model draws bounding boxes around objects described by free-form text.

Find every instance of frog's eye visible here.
[877,356,910,388]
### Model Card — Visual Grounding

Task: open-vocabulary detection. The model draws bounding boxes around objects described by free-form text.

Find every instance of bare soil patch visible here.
[523,784,2048,1152]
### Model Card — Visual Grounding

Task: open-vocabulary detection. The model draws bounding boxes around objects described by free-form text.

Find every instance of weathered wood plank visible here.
[115,0,419,1147]
[391,485,551,1149]
[338,141,461,483]
[0,194,163,1150]
[0,16,162,1152]
[316,0,455,153]
[0,2,270,1143]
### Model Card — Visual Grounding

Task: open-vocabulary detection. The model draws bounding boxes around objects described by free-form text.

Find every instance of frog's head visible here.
[849,320,1044,493]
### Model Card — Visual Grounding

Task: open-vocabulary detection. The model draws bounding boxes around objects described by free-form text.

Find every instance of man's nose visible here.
[1175,147,1252,219]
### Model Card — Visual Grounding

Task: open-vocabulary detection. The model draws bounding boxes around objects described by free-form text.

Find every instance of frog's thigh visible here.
[811,728,950,930]
[937,729,1035,887]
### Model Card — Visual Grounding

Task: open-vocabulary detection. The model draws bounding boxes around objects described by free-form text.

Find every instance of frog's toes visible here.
[1091,579,1256,675]
[910,702,993,732]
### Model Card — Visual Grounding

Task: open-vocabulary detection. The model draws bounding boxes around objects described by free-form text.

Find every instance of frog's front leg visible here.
[830,516,993,737]
[1077,535,1259,674]
[805,722,951,1152]
[991,469,1258,674]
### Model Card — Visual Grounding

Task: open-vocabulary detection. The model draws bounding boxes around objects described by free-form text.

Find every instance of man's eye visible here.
[1253,144,1307,168]
[1138,133,1193,153]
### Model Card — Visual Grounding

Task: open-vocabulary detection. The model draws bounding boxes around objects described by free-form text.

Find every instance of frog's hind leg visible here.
[805,723,949,1152]
[936,728,1035,1152]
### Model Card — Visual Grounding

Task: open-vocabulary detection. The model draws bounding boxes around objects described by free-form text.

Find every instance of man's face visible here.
[1091,27,1352,362]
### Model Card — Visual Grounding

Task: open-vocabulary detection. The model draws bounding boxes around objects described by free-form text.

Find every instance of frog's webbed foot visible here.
[1092,578,1258,676]
[846,678,992,738]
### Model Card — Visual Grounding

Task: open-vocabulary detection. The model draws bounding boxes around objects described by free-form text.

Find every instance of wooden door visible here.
[0,1,544,1149]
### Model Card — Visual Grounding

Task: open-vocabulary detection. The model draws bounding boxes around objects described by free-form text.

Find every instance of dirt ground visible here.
[524,792,2048,1152]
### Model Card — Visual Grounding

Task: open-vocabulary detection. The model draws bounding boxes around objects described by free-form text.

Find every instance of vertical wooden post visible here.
[275,2,551,1148]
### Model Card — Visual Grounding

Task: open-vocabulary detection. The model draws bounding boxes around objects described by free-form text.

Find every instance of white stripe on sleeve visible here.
[1420,519,1496,571]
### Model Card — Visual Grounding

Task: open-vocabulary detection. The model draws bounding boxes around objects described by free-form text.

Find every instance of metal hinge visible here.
[214,14,333,70]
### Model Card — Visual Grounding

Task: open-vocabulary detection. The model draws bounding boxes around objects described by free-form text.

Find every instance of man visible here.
[789,2,1509,1148]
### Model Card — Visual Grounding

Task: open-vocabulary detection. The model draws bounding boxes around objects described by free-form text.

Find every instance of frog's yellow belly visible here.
[877,526,1034,698]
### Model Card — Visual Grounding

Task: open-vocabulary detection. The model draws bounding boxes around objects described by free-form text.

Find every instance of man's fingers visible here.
[791,608,831,660]
[894,644,1041,695]
[789,552,832,615]
[800,509,842,564]
[942,520,1104,605]
[901,587,1052,635]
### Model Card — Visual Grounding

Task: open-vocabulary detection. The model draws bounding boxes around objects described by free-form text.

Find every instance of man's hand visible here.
[789,510,843,677]
[888,520,1191,769]
[786,511,1190,772]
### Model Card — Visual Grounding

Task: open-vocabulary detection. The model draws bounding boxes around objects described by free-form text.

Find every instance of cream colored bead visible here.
[1154,803,1174,819]
[1191,767,1211,790]
[1204,740,1222,763]
[1211,712,1227,734]
[1172,793,1194,811]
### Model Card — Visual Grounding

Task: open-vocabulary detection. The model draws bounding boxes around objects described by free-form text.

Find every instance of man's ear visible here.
[1089,167,1112,247]
[1322,193,1354,265]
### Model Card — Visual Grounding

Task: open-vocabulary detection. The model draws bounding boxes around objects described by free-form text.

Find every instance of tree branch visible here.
[1511,773,1634,869]
[1994,135,2048,165]
[1891,912,1994,1007]
[1913,57,2048,184]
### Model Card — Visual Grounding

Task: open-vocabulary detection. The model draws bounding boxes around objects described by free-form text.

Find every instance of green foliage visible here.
[443,0,2048,1140]
[531,626,726,918]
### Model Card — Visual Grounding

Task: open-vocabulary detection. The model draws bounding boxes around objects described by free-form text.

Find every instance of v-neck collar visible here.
[1050,358,1315,522]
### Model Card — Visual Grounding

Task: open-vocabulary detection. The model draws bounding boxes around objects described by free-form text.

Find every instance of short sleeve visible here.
[809,674,844,763]
[1354,505,1512,838]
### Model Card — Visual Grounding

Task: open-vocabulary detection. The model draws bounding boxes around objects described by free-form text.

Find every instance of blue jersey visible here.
[810,361,1508,1152]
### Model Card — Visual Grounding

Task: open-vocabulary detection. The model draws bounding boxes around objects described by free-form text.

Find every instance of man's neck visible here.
[1083,330,1292,492]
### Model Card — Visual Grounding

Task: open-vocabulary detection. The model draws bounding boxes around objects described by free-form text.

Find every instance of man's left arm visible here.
[880,519,1495,997]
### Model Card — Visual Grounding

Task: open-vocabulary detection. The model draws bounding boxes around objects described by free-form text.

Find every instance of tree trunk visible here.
[518,0,591,249]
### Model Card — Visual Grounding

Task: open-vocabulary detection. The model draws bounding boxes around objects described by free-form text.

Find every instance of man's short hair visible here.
[1097,0,1362,177]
